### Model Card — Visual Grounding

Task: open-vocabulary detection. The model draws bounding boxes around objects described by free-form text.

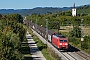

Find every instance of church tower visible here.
[72,3,76,16]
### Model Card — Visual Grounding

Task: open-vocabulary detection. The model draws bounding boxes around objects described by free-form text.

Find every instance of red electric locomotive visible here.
[52,34,68,50]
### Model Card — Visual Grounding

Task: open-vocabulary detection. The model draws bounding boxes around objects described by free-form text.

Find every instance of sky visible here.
[0,0,90,9]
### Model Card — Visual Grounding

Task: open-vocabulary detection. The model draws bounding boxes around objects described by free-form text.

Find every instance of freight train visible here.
[24,19,68,50]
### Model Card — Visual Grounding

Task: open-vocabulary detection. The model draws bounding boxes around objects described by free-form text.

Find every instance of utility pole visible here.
[46,19,48,49]
[57,21,60,34]
[35,19,37,31]
[81,18,84,49]
[55,21,60,35]
[46,19,48,39]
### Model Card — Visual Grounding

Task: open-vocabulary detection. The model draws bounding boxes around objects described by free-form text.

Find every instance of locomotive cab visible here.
[58,35,68,50]
[59,39,68,50]
[52,34,68,50]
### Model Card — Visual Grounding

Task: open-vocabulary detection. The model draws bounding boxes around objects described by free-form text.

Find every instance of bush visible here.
[69,26,81,38]
[81,42,88,49]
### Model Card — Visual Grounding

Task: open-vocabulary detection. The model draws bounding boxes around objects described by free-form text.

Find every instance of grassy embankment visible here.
[24,25,61,60]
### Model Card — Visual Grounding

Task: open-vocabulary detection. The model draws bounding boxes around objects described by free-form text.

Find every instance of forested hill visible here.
[0,7,72,15]
[20,7,72,15]
[77,4,90,14]
[0,9,27,15]
[0,4,90,15]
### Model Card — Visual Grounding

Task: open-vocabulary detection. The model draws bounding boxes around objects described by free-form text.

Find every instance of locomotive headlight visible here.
[65,43,68,45]
[60,43,62,45]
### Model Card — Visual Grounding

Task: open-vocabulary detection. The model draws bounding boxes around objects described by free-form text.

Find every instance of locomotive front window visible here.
[64,40,67,42]
[60,40,63,42]
[60,40,67,42]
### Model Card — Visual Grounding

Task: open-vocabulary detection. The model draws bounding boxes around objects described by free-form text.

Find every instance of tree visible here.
[69,26,81,38]
[65,10,72,16]
[0,14,26,60]
[1,30,21,60]
[0,14,2,19]
[7,14,23,23]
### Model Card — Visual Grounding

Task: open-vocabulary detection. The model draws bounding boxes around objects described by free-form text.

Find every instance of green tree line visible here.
[0,14,26,60]
[26,11,90,28]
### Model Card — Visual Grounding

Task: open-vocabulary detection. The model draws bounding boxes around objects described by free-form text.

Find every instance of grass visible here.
[42,48,61,60]
[60,26,90,36]
[23,25,61,60]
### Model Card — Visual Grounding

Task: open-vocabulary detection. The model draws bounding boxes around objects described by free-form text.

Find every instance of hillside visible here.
[21,7,71,15]
[0,7,72,15]
[77,4,90,14]
[0,9,26,14]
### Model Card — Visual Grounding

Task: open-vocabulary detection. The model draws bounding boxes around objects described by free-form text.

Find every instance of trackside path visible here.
[26,31,46,60]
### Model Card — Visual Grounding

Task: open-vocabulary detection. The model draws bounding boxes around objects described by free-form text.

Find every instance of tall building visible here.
[72,3,76,16]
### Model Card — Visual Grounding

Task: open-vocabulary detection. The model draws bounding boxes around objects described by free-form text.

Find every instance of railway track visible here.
[75,51,90,60]
[69,45,90,60]
[61,52,77,60]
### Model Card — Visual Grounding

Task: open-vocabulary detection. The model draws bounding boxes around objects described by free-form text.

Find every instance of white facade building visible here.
[72,3,76,16]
